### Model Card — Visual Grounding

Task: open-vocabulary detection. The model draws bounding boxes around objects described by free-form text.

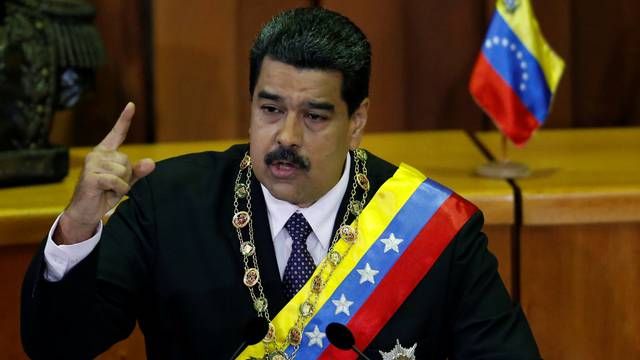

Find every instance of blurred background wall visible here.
[50,0,640,146]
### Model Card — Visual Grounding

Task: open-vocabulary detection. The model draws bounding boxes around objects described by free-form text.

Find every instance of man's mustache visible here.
[264,146,310,171]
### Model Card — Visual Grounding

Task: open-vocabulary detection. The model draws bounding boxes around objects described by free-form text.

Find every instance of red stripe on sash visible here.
[318,193,477,359]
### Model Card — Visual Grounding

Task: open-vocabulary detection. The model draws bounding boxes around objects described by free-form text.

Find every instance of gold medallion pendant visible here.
[299,301,315,317]
[267,351,288,360]
[328,250,342,266]
[311,275,324,293]
[240,241,255,256]
[350,201,363,216]
[356,173,370,191]
[253,297,268,312]
[233,211,251,229]
[240,154,252,169]
[287,327,302,346]
[248,351,288,360]
[263,322,276,343]
[243,268,260,287]
[355,148,368,161]
[235,183,249,198]
[339,225,357,243]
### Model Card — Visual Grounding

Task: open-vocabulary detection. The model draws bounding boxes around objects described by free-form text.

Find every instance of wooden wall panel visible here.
[521,224,640,359]
[153,0,310,141]
[322,0,406,132]
[153,0,240,141]
[570,0,640,127]
[404,0,487,131]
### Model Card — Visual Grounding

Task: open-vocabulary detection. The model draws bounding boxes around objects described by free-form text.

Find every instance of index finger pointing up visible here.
[98,102,136,151]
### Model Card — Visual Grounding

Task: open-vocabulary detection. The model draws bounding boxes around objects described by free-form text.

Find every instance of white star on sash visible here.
[380,233,404,253]
[305,325,326,348]
[357,263,379,284]
[332,293,355,316]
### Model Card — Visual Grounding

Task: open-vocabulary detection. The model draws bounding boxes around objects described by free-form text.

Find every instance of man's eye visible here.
[305,113,328,122]
[261,105,282,114]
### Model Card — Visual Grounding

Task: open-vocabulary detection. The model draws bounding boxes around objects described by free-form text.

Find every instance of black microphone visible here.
[229,317,270,360]
[325,322,372,360]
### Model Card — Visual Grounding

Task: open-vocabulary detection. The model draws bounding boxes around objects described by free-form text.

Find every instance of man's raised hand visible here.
[54,102,156,245]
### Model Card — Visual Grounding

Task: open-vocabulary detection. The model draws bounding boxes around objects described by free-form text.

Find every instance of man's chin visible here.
[265,183,296,200]
[263,183,313,207]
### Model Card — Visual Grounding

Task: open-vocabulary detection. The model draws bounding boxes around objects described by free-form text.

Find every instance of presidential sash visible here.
[239,164,478,359]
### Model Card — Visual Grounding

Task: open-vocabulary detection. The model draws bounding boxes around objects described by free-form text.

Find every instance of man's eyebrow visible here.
[257,90,282,102]
[306,101,335,112]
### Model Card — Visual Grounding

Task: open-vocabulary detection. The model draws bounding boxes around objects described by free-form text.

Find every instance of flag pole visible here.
[476,133,531,179]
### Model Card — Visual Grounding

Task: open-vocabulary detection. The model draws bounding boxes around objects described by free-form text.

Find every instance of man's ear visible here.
[349,98,369,150]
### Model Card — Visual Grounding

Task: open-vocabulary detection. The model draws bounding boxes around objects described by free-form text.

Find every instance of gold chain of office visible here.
[231,149,370,360]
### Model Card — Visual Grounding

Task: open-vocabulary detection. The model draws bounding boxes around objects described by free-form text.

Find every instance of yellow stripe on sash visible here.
[239,164,426,359]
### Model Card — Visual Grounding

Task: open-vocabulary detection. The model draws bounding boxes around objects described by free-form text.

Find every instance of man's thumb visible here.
[131,158,156,185]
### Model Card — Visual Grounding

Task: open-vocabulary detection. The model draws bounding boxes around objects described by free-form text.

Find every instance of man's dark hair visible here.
[249,7,371,116]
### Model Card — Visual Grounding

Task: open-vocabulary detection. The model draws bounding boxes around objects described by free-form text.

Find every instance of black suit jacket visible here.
[21,144,540,359]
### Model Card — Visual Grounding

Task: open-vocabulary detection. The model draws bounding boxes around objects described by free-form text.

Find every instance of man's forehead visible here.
[255,58,345,106]
[258,58,342,86]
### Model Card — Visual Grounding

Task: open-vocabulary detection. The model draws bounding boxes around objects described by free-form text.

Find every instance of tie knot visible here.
[285,212,313,245]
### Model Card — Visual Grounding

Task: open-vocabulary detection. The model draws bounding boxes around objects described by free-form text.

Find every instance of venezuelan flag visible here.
[470,0,565,145]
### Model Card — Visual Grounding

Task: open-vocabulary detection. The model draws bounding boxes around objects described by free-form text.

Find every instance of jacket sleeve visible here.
[448,211,542,360]
[21,177,156,359]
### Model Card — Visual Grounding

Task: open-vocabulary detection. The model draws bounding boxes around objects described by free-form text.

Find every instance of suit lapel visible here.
[249,175,288,314]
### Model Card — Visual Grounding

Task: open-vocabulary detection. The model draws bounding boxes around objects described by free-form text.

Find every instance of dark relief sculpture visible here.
[0,0,105,186]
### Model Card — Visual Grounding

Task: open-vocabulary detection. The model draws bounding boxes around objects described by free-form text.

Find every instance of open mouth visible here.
[274,160,298,168]
[269,160,300,178]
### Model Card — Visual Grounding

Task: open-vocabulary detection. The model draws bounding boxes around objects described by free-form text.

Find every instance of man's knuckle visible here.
[117,167,129,180]
[116,152,129,164]
[85,152,96,164]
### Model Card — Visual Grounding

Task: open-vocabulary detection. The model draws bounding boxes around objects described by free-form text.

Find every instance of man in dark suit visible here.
[21,7,541,360]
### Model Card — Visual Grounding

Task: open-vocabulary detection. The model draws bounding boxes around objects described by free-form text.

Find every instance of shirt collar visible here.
[261,153,351,251]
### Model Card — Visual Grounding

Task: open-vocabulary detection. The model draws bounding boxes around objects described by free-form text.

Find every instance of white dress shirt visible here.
[44,214,103,281]
[43,153,351,282]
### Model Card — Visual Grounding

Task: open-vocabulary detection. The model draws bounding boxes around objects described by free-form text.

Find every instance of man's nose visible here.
[276,112,303,147]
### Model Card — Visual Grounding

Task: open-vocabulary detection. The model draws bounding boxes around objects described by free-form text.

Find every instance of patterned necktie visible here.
[282,212,315,300]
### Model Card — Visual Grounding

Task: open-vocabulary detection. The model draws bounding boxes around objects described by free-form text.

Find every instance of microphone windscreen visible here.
[325,322,355,350]
[243,317,270,345]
